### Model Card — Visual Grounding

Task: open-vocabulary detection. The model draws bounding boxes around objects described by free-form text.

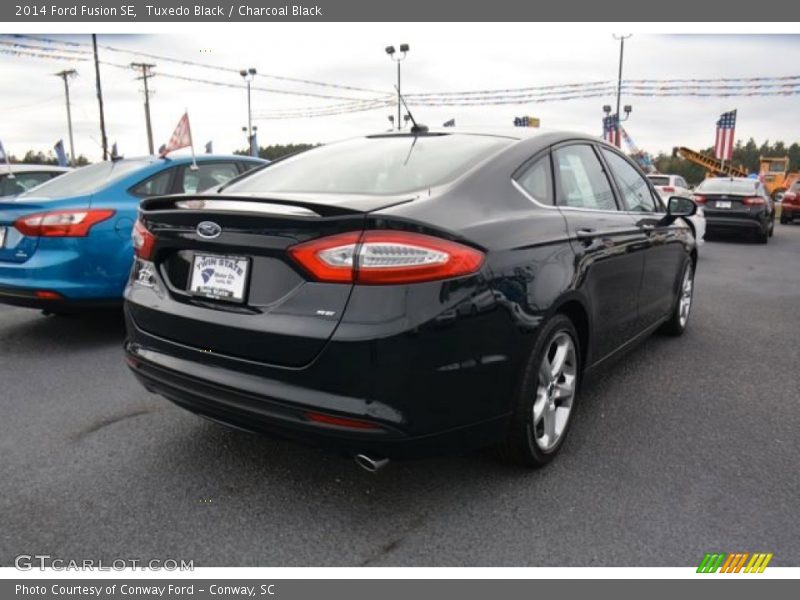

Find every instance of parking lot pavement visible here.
[1,225,799,568]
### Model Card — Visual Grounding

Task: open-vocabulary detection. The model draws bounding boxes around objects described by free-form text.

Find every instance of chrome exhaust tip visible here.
[354,453,389,473]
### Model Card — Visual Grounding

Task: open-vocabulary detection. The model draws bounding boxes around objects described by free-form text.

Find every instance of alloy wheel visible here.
[533,332,577,451]
[678,265,694,328]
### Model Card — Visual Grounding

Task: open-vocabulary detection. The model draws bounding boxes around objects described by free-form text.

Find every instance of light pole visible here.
[385,44,409,131]
[612,34,632,148]
[240,67,257,154]
[55,69,77,166]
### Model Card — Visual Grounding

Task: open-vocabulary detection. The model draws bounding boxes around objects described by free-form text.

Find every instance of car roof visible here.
[115,154,265,164]
[4,164,71,173]
[366,127,571,141]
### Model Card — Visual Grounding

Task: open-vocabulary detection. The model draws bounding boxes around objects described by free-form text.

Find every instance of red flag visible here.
[160,112,193,157]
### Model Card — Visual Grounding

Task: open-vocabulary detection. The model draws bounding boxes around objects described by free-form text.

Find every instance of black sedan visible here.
[693,177,775,243]
[123,129,697,470]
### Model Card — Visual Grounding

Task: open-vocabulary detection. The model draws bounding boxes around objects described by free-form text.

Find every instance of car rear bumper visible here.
[782,204,799,218]
[0,246,128,305]
[0,285,120,310]
[705,215,765,233]
[123,304,516,459]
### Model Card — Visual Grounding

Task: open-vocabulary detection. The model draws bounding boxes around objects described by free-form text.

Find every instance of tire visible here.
[757,227,769,244]
[781,213,789,225]
[496,313,581,467]
[660,260,695,336]
[769,219,775,237]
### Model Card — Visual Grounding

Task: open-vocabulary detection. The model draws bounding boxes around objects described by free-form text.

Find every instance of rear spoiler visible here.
[140,193,415,218]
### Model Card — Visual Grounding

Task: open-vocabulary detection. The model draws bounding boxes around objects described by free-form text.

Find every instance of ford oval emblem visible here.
[197,221,222,239]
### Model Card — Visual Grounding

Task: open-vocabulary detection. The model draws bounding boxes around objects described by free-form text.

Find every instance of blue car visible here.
[0,155,265,311]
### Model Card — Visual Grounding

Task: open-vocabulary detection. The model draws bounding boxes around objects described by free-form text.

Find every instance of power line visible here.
[10,34,388,95]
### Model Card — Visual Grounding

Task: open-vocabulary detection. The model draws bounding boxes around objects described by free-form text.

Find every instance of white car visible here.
[0,164,70,198]
[647,173,706,247]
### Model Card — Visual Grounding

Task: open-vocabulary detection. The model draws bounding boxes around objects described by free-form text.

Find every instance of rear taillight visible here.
[14,209,115,238]
[782,193,796,204]
[132,219,156,260]
[693,195,706,204]
[742,197,766,206]
[662,186,675,193]
[288,230,485,285]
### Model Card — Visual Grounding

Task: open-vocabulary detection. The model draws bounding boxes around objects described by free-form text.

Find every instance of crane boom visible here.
[672,146,748,178]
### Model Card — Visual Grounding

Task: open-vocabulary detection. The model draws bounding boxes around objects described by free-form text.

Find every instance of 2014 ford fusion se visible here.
[123,129,697,469]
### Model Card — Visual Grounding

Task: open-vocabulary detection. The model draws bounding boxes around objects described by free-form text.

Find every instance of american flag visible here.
[602,115,620,147]
[160,112,193,157]
[714,110,737,161]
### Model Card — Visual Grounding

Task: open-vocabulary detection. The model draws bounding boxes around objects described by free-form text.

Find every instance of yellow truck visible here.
[758,156,800,200]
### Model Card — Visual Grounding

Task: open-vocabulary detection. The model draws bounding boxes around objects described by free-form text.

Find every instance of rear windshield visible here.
[647,176,670,186]
[224,134,513,196]
[19,159,154,199]
[695,179,759,196]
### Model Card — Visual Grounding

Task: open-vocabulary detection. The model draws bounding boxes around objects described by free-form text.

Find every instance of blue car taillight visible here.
[14,209,115,237]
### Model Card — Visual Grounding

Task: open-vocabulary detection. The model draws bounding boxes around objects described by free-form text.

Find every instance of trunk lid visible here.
[698,193,759,217]
[128,193,412,367]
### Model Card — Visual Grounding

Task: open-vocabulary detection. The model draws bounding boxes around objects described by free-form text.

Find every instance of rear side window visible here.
[224,134,514,196]
[516,156,553,205]
[648,175,669,186]
[601,149,658,212]
[132,169,174,197]
[181,163,241,194]
[553,145,617,210]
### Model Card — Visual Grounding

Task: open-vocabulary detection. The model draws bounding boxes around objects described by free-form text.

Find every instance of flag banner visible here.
[160,112,193,157]
[205,141,213,154]
[111,142,119,159]
[54,139,68,167]
[714,109,737,161]
[249,132,258,157]
[442,118,455,127]
[602,115,620,147]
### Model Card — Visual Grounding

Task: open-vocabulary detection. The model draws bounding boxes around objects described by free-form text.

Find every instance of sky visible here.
[1,26,799,162]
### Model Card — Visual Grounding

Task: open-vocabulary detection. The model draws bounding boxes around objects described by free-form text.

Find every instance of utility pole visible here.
[55,69,77,166]
[613,34,632,148]
[132,63,156,154]
[92,34,109,161]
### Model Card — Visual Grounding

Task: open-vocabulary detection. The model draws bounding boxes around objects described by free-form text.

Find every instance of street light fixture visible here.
[385,43,409,130]
[240,67,257,155]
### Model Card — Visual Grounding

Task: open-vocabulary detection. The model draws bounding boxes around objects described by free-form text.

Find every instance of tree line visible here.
[7,150,90,166]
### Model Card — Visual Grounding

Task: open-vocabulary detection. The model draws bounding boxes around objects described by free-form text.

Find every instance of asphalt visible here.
[1,224,799,567]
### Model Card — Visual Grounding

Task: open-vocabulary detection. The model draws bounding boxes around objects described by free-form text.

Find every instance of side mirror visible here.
[667,196,697,218]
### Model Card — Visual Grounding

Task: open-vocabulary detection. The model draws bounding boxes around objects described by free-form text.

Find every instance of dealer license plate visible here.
[189,254,249,303]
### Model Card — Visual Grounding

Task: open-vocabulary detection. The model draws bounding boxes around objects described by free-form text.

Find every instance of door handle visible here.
[640,223,655,232]
[576,228,597,238]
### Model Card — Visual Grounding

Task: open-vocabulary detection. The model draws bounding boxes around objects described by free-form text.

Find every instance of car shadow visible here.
[0,306,126,350]
[704,232,761,244]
